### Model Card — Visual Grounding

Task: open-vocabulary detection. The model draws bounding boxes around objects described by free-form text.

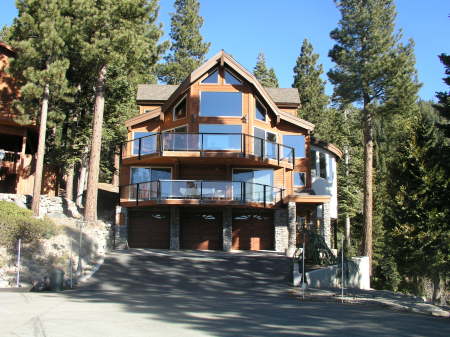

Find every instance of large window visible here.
[199,124,242,150]
[200,91,242,117]
[254,127,277,159]
[233,169,274,202]
[131,167,171,184]
[283,135,305,158]
[132,132,156,155]
[162,125,188,151]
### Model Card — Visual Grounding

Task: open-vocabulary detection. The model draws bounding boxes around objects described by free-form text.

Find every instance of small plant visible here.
[0,201,59,249]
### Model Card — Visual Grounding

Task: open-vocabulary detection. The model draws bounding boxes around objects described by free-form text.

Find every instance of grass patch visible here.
[0,201,59,249]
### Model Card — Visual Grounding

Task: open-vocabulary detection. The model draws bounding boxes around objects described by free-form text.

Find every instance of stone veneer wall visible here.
[274,208,288,253]
[222,208,232,252]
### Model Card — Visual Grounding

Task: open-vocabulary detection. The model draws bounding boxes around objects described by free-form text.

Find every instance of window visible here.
[233,169,274,202]
[255,99,267,121]
[294,172,306,187]
[173,96,186,120]
[254,128,277,159]
[132,132,156,155]
[224,70,242,85]
[319,152,327,179]
[201,69,219,84]
[311,150,317,176]
[162,125,188,151]
[283,135,305,158]
[200,91,242,117]
[199,124,242,150]
[130,167,171,184]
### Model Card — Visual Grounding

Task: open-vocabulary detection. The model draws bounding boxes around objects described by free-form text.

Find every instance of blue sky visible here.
[1,0,448,101]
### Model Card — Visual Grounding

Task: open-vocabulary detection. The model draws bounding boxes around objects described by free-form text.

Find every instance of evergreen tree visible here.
[328,0,420,271]
[157,0,209,84]
[292,39,328,125]
[386,102,449,304]
[70,0,165,221]
[253,52,279,87]
[434,54,450,143]
[8,0,74,215]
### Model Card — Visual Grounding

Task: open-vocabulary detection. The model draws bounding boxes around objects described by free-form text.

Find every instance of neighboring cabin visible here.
[117,51,342,254]
[0,42,57,195]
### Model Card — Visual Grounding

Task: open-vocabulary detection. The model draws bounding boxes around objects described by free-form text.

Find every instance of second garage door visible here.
[128,208,170,248]
[180,208,222,250]
[232,210,274,250]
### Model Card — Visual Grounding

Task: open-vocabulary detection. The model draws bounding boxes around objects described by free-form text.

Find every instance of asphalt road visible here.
[1,249,449,337]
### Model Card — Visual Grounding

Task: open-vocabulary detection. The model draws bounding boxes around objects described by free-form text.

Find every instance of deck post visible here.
[222,207,232,252]
[170,206,180,250]
[286,201,297,257]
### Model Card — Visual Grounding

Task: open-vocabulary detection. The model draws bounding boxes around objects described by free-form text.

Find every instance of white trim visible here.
[172,95,187,121]
[199,91,243,118]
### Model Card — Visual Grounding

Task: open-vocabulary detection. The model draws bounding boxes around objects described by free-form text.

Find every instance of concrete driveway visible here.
[1,249,449,337]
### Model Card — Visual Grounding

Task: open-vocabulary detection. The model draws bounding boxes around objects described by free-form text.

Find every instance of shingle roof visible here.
[136,84,300,105]
[264,87,300,105]
[136,84,178,102]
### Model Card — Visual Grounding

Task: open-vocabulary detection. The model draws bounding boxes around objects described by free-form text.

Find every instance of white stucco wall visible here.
[310,145,338,219]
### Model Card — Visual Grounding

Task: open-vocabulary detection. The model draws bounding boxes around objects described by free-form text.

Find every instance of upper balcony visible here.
[121,133,295,169]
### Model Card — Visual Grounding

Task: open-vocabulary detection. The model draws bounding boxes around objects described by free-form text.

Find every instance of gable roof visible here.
[134,50,313,131]
[137,84,300,106]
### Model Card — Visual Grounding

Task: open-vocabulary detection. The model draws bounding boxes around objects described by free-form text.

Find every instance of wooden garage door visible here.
[232,211,274,250]
[128,209,170,248]
[180,208,222,250]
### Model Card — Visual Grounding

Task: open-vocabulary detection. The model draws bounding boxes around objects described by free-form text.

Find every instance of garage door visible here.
[232,210,274,250]
[180,208,222,250]
[128,209,170,248]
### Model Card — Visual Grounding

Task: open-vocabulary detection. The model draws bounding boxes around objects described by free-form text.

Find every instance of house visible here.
[0,42,57,195]
[116,51,342,255]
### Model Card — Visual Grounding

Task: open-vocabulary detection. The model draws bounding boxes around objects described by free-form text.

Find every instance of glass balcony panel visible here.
[266,142,277,160]
[140,135,158,155]
[201,181,232,199]
[202,134,241,151]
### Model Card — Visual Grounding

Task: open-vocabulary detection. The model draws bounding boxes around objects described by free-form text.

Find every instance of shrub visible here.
[0,201,58,249]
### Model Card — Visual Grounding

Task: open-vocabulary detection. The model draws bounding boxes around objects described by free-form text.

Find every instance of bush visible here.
[0,201,58,249]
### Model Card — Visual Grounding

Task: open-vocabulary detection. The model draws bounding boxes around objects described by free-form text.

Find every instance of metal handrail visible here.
[120,132,295,164]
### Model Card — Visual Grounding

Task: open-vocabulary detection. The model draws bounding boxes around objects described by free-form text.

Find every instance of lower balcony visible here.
[120,180,284,208]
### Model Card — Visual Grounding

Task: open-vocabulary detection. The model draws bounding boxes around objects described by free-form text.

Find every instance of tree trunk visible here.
[112,146,120,187]
[65,164,74,201]
[432,274,446,306]
[84,65,107,222]
[362,106,374,274]
[76,160,87,208]
[31,83,50,216]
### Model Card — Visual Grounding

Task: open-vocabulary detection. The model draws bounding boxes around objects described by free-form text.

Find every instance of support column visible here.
[170,206,180,250]
[274,208,288,253]
[322,202,331,249]
[286,201,297,257]
[114,206,128,249]
[222,207,232,252]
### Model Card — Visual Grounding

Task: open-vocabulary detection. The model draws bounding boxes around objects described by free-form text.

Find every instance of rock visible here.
[31,276,50,292]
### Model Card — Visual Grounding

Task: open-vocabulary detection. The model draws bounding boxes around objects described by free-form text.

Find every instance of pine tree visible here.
[70,0,165,222]
[253,52,279,87]
[328,0,420,271]
[292,39,328,124]
[157,0,210,84]
[434,54,450,143]
[8,0,74,216]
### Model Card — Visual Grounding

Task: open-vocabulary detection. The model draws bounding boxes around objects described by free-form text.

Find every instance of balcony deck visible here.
[120,179,284,209]
[121,133,295,169]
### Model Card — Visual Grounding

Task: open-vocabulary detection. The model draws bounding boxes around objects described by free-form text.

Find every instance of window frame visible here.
[172,95,187,121]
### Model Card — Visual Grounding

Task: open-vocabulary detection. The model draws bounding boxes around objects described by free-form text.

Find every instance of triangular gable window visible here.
[224,70,242,85]
[201,69,219,84]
